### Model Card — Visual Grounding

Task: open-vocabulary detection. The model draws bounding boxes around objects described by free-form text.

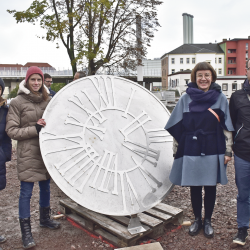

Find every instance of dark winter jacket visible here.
[229,79,250,162]
[0,98,12,190]
[49,88,56,97]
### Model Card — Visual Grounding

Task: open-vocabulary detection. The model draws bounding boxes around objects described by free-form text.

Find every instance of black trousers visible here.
[190,186,216,220]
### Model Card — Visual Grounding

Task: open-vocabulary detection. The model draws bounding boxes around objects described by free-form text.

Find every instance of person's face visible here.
[28,74,43,92]
[246,60,250,82]
[196,70,212,92]
[44,78,53,88]
[73,72,79,81]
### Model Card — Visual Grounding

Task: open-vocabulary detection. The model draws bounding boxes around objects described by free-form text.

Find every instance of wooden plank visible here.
[66,213,94,231]
[108,216,130,227]
[137,213,163,239]
[137,213,162,227]
[60,199,182,246]
[144,209,172,223]
[60,204,72,215]
[153,203,183,225]
[115,242,164,250]
[153,203,182,216]
[109,214,164,240]
[95,228,129,249]
[60,198,154,244]
[60,199,135,241]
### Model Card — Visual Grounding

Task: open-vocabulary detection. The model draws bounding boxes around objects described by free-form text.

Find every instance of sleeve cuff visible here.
[225,151,232,157]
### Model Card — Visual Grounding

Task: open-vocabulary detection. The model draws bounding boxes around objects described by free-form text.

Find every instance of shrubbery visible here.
[50,82,66,92]
[9,84,19,98]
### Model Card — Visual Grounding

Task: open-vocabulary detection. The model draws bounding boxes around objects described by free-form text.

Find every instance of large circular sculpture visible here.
[40,75,173,216]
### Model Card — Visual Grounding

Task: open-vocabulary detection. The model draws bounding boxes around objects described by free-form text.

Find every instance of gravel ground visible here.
[0,150,248,250]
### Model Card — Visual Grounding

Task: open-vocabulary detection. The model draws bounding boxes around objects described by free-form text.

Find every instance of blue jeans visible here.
[19,179,50,219]
[234,154,250,228]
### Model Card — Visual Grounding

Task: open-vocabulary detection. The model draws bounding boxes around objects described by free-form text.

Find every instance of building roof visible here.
[218,38,250,44]
[161,44,224,58]
[24,62,53,68]
[168,69,192,76]
[0,64,24,69]
[228,38,250,41]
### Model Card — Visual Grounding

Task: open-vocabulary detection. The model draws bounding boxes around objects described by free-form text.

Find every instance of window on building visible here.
[228,49,236,53]
[228,58,236,64]
[180,58,183,64]
[215,58,217,63]
[180,69,184,72]
[246,43,248,50]
[218,68,222,75]
[186,58,190,64]
[222,83,228,91]
[228,69,233,75]
[172,58,175,64]
[219,58,222,63]
[171,69,175,74]
[192,58,195,64]
[185,79,189,85]
[246,51,248,59]
[232,83,237,91]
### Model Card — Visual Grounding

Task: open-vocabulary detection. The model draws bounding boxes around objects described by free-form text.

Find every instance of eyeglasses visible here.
[196,74,211,79]
[247,67,250,71]
[45,80,53,84]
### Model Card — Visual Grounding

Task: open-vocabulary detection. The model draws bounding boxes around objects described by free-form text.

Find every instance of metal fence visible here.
[0,67,73,76]
[0,68,161,77]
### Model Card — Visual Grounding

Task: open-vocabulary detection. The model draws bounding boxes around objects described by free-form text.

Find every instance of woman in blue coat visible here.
[0,78,11,244]
[165,62,234,238]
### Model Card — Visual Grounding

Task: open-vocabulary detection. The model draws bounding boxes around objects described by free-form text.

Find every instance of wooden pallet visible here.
[59,199,183,248]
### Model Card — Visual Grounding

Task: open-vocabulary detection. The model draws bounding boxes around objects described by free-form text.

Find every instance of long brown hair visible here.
[26,76,49,101]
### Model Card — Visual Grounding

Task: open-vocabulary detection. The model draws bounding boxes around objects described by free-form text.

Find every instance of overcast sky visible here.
[1,0,250,69]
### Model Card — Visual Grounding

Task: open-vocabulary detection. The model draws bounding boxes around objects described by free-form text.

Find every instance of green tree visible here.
[9,84,19,99]
[50,82,66,92]
[8,0,162,76]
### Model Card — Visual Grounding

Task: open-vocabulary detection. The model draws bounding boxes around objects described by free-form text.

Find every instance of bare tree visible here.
[8,0,162,76]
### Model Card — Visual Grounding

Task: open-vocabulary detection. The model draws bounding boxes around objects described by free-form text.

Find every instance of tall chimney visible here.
[182,13,194,44]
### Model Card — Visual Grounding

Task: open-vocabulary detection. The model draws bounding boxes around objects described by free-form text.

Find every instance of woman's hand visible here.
[37,119,46,127]
[224,156,231,164]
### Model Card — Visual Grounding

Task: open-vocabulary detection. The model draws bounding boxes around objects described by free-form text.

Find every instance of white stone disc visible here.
[40,75,173,216]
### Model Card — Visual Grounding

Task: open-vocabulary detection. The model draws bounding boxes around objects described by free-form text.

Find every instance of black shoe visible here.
[0,235,6,244]
[233,227,248,246]
[189,218,202,236]
[19,218,36,249]
[203,218,214,238]
[40,206,60,230]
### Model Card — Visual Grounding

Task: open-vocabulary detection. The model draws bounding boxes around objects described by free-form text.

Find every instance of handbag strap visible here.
[208,108,220,122]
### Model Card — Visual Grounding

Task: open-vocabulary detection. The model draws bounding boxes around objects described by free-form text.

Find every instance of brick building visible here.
[218,37,250,76]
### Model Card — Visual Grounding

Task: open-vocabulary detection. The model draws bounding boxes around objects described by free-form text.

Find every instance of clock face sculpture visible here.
[40,75,173,216]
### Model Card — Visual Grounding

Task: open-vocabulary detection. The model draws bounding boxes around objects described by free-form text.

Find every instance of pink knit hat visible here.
[25,66,44,82]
